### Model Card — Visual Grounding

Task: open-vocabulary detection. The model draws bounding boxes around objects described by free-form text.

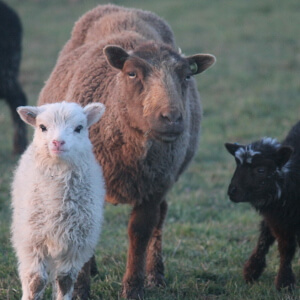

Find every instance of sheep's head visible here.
[225,138,293,211]
[104,42,215,143]
[17,102,105,162]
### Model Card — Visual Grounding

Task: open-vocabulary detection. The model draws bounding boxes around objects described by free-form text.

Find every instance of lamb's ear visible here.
[225,143,243,156]
[104,45,130,70]
[186,54,216,75]
[17,106,39,127]
[276,146,293,168]
[83,103,106,128]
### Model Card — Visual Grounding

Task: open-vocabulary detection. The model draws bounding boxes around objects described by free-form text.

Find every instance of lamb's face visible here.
[35,105,90,160]
[225,139,293,210]
[17,102,105,162]
[227,151,279,207]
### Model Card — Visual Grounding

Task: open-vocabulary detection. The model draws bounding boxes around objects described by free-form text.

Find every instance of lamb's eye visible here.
[256,167,266,174]
[128,71,136,79]
[74,125,83,133]
[185,75,192,81]
[39,124,47,132]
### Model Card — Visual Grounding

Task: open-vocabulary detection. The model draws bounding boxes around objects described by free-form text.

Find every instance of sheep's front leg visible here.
[121,201,160,299]
[146,199,168,287]
[275,233,296,290]
[244,220,275,283]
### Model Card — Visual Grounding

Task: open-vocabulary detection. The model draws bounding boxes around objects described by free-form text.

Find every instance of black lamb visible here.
[225,121,300,290]
[0,1,27,154]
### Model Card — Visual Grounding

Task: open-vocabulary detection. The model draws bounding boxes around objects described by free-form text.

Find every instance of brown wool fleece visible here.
[38,4,215,299]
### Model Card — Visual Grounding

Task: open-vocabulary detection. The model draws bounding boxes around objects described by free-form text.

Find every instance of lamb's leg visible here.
[121,201,160,299]
[5,80,27,154]
[55,269,78,300]
[146,199,168,287]
[243,220,275,283]
[274,233,296,290]
[19,261,48,300]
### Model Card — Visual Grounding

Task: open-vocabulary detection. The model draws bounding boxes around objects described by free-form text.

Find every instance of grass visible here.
[1,0,300,299]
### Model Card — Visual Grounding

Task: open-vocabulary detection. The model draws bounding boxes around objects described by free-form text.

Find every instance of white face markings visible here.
[234,137,281,165]
[276,182,282,200]
[235,146,261,164]
[261,137,280,148]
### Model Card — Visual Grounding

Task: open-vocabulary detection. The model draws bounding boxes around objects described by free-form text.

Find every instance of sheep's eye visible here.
[185,75,192,81]
[39,124,47,132]
[74,125,83,133]
[128,71,136,79]
[256,167,266,174]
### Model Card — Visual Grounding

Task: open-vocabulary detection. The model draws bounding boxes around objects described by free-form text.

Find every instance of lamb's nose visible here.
[52,140,65,147]
[228,185,237,197]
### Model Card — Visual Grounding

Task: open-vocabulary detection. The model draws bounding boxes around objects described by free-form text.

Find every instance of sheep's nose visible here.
[52,140,65,147]
[160,109,182,124]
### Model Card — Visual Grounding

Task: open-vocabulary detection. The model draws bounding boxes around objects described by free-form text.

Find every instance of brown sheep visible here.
[38,4,216,299]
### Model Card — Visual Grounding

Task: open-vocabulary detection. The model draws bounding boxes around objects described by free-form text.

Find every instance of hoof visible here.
[146,273,166,288]
[275,271,295,291]
[121,283,144,299]
[243,257,266,283]
[243,269,258,284]
[72,288,90,300]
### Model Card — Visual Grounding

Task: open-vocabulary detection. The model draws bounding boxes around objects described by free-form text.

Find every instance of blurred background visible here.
[1,1,300,299]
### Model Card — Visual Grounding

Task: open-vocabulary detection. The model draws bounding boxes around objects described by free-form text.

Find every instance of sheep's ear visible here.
[186,54,216,75]
[17,106,39,127]
[83,103,106,127]
[225,143,243,156]
[104,45,130,70]
[276,146,293,168]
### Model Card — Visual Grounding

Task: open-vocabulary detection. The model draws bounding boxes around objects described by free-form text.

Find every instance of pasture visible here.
[0,0,300,299]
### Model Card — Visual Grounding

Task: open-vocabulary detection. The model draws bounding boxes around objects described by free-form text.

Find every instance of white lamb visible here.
[11,101,106,300]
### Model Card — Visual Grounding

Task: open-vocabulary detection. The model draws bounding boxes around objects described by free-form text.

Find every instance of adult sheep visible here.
[0,1,27,154]
[38,4,216,299]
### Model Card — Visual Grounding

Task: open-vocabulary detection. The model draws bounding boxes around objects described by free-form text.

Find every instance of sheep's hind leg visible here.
[275,233,296,290]
[243,220,275,283]
[146,199,168,288]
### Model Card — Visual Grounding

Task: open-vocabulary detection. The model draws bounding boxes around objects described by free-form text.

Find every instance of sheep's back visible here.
[59,4,175,57]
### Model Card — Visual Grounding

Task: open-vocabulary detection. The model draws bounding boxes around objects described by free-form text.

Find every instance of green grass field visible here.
[1,0,300,299]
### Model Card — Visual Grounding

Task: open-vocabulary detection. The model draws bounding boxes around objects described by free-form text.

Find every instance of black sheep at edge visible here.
[225,121,300,291]
[0,1,27,154]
